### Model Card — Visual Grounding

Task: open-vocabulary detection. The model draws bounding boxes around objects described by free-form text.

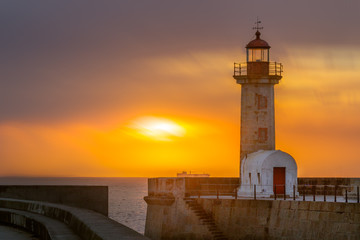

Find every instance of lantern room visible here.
[246,31,270,62]
[245,30,271,76]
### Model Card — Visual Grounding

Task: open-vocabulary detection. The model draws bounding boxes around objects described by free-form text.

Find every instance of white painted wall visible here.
[238,150,298,197]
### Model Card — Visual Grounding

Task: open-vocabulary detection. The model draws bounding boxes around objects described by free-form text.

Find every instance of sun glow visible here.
[129,116,186,141]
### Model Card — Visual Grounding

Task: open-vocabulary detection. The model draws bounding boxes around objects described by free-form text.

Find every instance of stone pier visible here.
[0,185,149,240]
[144,177,360,240]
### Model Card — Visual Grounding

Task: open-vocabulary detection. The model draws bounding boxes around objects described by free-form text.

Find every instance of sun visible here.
[129,116,186,141]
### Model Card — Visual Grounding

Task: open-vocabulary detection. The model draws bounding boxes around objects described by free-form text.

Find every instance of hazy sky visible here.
[1,1,360,177]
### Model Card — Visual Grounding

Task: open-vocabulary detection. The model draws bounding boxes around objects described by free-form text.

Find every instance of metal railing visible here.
[297,184,360,203]
[186,183,239,199]
[187,184,360,203]
[233,62,283,77]
[233,63,247,76]
[269,62,283,76]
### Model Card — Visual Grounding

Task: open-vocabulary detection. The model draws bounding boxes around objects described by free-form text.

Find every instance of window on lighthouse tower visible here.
[247,49,269,62]
[258,128,268,142]
[256,94,267,109]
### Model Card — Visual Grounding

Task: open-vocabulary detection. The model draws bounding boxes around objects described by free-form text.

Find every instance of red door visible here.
[273,167,285,194]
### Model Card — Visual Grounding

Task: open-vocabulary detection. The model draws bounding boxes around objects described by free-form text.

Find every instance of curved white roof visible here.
[242,150,297,173]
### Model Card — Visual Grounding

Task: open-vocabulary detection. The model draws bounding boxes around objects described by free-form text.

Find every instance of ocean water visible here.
[0,177,148,234]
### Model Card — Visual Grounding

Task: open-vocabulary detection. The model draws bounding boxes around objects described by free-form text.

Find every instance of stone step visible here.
[191,207,202,211]
[205,222,216,226]
[190,205,203,209]
[187,202,198,206]
[198,214,210,218]
[183,198,228,240]
[201,222,214,226]
[187,203,198,206]
[194,210,204,214]
[193,210,204,214]
[191,208,202,212]
[188,203,199,207]
[196,212,208,216]
[183,198,195,201]
[213,236,226,239]
[201,219,214,223]
[213,234,226,238]
[189,205,200,209]
[213,234,227,238]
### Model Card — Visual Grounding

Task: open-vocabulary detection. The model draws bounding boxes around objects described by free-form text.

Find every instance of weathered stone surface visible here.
[0,225,38,240]
[143,196,175,206]
[198,199,360,240]
[239,83,276,161]
[0,208,81,240]
[145,177,360,239]
[0,198,149,240]
[0,186,108,216]
[147,177,239,199]
[146,196,360,239]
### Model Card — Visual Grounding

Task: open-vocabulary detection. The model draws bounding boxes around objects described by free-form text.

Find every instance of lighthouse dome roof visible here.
[241,150,297,174]
[246,31,270,49]
[239,150,298,197]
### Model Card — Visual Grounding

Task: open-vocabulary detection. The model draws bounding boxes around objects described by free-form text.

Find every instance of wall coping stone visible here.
[0,185,108,216]
[0,198,149,240]
[0,207,81,240]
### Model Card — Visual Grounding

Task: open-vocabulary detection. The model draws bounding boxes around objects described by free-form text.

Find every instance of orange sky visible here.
[1,1,360,177]
[1,46,360,177]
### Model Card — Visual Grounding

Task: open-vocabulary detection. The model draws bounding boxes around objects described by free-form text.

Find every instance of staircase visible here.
[184,198,228,240]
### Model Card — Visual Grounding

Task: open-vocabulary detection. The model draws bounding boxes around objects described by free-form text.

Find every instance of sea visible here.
[0,177,148,234]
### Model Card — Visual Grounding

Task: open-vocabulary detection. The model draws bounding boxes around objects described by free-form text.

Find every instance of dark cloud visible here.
[0,0,359,122]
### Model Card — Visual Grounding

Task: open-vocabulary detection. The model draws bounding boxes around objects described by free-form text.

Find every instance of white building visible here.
[237,150,298,197]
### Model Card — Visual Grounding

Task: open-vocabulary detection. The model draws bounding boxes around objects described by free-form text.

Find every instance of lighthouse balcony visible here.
[233,62,283,84]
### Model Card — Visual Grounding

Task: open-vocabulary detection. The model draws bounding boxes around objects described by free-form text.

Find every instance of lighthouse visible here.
[233,22,282,163]
[234,22,298,197]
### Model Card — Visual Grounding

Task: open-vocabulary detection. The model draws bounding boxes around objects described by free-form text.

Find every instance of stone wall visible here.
[144,196,212,239]
[298,178,360,196]
[145,177,239,239]
[147,177,239,198]
[0,185,108,216]
[199,198,360,240]
[240,83,276,161]
[184,177,239,196]
[298,177,356,186]
[145,178,360,240]
[0,198,148,240]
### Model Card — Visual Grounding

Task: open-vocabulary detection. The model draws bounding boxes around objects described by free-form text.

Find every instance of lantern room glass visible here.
[247,48,269,62]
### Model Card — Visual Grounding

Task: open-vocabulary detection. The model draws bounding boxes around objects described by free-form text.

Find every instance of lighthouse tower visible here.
[233,23,282,164]
[234,22,298,197]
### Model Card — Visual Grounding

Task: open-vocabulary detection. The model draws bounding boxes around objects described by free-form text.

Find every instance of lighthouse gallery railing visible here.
[233,62,283,77]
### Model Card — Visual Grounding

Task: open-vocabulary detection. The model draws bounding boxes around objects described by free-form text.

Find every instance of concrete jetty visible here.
[0,186,149,240]
[144,177,360,240]
[0,225,39,240]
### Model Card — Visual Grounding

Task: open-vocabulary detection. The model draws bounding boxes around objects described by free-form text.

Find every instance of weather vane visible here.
[253,17,263,31]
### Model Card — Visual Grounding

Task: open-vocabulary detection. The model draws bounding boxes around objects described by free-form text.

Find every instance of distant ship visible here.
[176,171,210,178]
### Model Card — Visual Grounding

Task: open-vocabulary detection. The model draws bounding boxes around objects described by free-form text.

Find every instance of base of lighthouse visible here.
[237,150,298,198]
